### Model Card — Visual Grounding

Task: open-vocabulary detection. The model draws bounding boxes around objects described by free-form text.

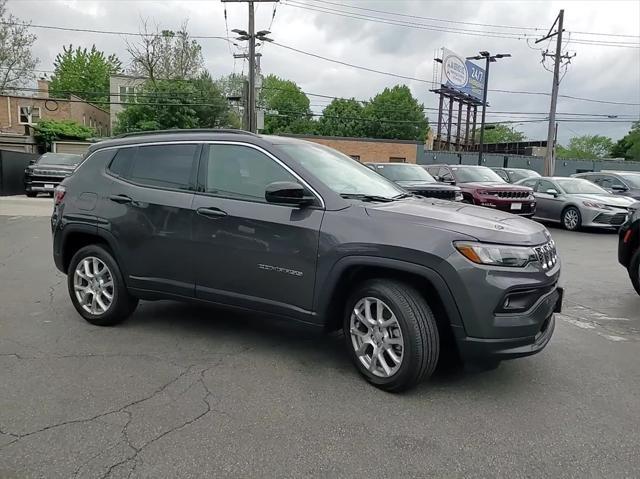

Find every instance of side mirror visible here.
[545,188,559,197]
[611,184,627,192]
[439,176,455,185]
[265,181,314,206]
[29,159,37,165]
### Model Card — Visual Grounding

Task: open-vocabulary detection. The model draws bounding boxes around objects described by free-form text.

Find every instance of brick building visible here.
[284,135,424,163]
[0,80,110,136]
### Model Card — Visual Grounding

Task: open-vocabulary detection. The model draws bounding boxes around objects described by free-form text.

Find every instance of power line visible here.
[303,0,640,39]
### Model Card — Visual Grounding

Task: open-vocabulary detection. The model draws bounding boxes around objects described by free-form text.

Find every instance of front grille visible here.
[534,240,558,270]
[33,169,69,177]
[421,189,456,200]
[29,175,67,184]
[593,212,627,225]
[491,190,530,199]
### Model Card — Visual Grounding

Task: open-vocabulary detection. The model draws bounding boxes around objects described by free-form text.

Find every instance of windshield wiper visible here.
[392,192,415,199]
[340,193,395,202]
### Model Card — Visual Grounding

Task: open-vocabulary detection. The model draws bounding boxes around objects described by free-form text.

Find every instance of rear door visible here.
[104,143,200,296]
[191,142,324,316]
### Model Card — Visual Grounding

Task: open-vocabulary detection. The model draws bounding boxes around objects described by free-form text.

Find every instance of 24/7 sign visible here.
[441,48,486,102]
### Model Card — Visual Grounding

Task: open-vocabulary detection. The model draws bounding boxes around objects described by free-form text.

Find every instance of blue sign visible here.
[441,48,486,102]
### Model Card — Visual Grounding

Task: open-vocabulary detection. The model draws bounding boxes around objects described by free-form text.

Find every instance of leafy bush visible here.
[33,119,96,143]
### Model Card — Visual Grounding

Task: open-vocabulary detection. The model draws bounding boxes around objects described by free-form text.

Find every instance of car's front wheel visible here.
[67,245,138,326]
[562,206,582,231]
[630,249,640,296]
[344,279,440,392]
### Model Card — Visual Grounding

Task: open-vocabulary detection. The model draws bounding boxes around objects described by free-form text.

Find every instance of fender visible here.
[315,255,463,329]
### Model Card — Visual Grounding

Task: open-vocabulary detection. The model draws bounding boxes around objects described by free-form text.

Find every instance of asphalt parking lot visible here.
[1,196,639,478]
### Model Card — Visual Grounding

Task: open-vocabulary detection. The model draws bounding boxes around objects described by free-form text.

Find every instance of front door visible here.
[534,179,564,221]
[104,143,200,297]
[192,143,324,317]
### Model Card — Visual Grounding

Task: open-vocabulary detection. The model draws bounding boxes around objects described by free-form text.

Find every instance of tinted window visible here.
[599,175,626,189]
[520,178,538,189]
[619,174,640,188]
[509,169,540,182]
[450,166,505,183]
[37,153,81,166]
[374,164,436,182]
[128,144,198,190]
[205,144,298,202]
[556,178,609,195]
[109,147,136,177]
[536,180,557,193]
[494,169,509,181]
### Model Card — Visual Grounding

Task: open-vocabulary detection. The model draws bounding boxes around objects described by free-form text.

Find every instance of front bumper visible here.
[25,174,68,192]
[581,206,630,228]
[454,287,562,361]
[473,196,536,217]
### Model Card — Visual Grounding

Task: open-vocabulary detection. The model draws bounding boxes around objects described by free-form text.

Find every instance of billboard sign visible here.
[441,48,486,102]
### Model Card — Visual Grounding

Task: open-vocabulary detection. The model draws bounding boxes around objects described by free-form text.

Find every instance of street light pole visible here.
[477,55,491,165]
[466,51,511,166]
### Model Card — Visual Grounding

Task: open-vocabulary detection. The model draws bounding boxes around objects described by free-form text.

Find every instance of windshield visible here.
[372,164,436,183]
[37,153,81,166]
[509,169,541,181]
[451,166,505,183]
[619,174,640,188]
[556,178,609,195]
[276,143,404,199]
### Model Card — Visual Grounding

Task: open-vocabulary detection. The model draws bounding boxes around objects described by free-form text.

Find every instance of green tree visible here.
[318,98,366,137]
[33,119,95,144]
[260,75,313,134]
[556,134,615,159]
[362,85,428,140]
[611,122,640,161]
[476,124,525,143]
[0,0,38,93]
[126,20,203,81]
[49,45,122,105]
[114,74,231,133]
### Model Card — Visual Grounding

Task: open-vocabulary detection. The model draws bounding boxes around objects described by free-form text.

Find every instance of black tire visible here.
[343,279,440,392]
[562,206,582,231]
[67,245,138,326]
[25,191,37,198]
[630,249,640,296]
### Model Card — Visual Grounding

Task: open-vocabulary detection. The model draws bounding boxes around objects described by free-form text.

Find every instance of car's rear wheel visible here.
[630,249,640,296]
[562,206,582,231]
[67,245,138,326]
[344,279,440,392]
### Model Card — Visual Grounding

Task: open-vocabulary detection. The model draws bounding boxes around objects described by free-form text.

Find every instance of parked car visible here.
[24,152,82,197]
[366,162,463,201]
[423,164,536,217]
[52,130,562,392]
[491,167,541,184]
[572,171,640,200]
[516,176,636,231]
[618,202,640,295]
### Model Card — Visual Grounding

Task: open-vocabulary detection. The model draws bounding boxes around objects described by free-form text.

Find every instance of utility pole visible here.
[224,0,276,133]
[466,51,511,165]
[536,10,574,176]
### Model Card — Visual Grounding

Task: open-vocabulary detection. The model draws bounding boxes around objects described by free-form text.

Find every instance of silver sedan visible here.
[515,176,636,231]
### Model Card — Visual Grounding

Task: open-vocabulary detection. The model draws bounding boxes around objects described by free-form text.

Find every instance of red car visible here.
[424,164,536,217]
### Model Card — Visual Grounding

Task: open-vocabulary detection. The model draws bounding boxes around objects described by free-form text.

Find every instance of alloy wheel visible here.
[564,209,579,230]
[349,297,404,378]
[73,256,114,315]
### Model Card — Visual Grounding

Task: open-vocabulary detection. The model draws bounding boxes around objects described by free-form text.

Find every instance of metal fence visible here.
[0,150,39,196]
[418,150,640,177]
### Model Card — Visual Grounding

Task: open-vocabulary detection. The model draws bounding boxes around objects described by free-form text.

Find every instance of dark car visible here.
[366,162,462,201]
[24,152,82,197]
[424,164,536,217]
[573,171,640,201]
[619,202,640,295]
[491,167,541,184]
[51,130,562,392]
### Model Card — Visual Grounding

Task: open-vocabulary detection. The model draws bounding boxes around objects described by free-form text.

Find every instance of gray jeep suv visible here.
[51,130,562,392]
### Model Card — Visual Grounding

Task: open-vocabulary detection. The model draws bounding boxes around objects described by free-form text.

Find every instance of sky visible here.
[7,0,640,143]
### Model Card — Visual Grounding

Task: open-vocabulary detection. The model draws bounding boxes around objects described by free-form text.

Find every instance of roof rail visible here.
[115,128,259,139]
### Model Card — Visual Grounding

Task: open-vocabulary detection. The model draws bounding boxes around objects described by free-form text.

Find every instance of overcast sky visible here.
[8,0,640,143]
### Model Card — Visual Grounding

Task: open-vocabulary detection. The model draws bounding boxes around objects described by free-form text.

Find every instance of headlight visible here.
[454,241,537,267]
[582,201,610,209]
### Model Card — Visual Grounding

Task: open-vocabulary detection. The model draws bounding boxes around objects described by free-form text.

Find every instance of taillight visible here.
[623,229,633,244]
[53,185,66,205]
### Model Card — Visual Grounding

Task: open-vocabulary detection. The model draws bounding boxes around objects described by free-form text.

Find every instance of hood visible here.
[460,182,530,190]
[396,180,459,191]
[569,193,636,208]
[365,197,549,246]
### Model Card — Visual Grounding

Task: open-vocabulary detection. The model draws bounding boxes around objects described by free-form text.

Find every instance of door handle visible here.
[109,194,133,204]
[197,207,227,219]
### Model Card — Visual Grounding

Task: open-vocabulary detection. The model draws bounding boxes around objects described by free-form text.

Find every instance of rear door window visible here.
[122,144,199,190]
[108,147,136,178]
